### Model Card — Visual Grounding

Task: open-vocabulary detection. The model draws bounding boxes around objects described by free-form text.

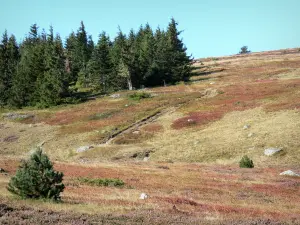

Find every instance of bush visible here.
[77,177,125,187]
[239,155,254,168]
[239,46,251,54]
[128,92,151,101]
[7,147,65,201]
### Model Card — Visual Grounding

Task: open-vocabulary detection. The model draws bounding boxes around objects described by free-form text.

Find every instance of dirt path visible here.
[100,107,176,145]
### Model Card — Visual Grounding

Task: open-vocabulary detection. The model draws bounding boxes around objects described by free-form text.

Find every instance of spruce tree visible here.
[166,18,193,83]
[88,32,113,93]
[38,27,69,107]
[110,29,130,90]
[0,31,19,106]
[7,147,65,201]
[10,24,46,107]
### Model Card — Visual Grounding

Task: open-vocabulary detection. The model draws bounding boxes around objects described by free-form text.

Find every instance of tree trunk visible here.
[127,77,133,90]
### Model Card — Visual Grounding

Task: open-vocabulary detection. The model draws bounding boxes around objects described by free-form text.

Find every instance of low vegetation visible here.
[128,92,152,101]
[76,177,125,187]
[239,155,254,168]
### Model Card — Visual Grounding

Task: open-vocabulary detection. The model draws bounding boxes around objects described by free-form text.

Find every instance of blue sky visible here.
[0,0,299,58]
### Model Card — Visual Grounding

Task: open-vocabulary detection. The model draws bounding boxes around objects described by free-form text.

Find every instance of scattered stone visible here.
[194,141,200,145]
[2,113,34,120]
[132,130,140,135]
[187,119,194,122]
[280,170,300,177]
[243,125,250,130]
[110,94,121,99]
[76,146,94,153]
[140,193,148,200]
[3,135,19,143]
[210,82,215,85]
[0,168,6,173]
[125,104,129,107]
[264,147,283,156]
[248,133,254,138]
[143,157,149,162]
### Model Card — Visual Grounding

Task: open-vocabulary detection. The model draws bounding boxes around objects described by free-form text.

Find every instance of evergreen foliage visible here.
[7,147,65,200]
[0,18,192,108]
[239,46,251,54]
[0,31,19,106]
[239,155,254,168]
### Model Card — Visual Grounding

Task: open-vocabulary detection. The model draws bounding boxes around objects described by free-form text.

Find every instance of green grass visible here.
[128,92,152,101]
[87,110,118,120]
[76,177,125,187]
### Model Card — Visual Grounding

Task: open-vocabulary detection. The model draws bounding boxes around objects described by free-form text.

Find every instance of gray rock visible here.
[248,133,254,137]
[243,125,250,130]
[110,94,121,99]
[139,193,148,200]
[2,113,34,120]
[279,170,300,177]
[76,146,94,153]
[264,147,283,156]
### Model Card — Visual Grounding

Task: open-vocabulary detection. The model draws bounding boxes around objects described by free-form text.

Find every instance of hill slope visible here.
[0,48,300,224]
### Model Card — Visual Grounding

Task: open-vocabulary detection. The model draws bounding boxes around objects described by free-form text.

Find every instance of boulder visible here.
[76,146,94,153]
[264,147,282,156]
[279,170,300,177]
[139,193,148,200]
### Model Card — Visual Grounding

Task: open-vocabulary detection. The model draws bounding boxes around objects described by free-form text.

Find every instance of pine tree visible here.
[110,29,130,90]
[66,22,94,87]
[166,18,193,83]
[9,24,47,107]
[38,27,69,107]
[88,32,113,93]
[7,147,65,200]
[146,27,169,86]
[65,31,78,83]
[0,31,19,106]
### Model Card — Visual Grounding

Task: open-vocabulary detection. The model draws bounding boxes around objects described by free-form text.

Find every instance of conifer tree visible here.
[110,29,129,90]
[0,31,19,106]
[88,32,113,92]
[10,24,46,107]
[166,18,193,83]
[7,147,65,200]
[38,27,69,107]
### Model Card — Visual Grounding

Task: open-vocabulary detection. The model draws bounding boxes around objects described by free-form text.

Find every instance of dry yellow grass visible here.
[149,108,300,166]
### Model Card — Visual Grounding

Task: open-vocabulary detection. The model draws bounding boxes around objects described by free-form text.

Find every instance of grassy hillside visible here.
[0,48,300,224]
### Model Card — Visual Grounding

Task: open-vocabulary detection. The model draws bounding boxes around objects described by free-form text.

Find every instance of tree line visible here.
[0,18,193,108]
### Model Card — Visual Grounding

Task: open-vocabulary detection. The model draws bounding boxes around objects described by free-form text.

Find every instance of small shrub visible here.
[128,92,151,101]
[239,46,251,54]
[77,177,125,187]
[7,147,65,201]
[239,155,254,168]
